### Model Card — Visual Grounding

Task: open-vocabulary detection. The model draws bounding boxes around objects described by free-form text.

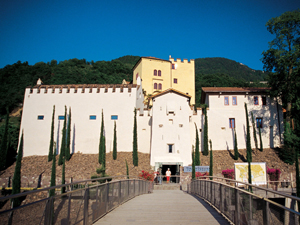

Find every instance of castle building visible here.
[18,56,284,175]
[132,56,195,105]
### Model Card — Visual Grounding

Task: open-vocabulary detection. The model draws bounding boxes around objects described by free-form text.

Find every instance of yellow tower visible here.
[132,56,195,105]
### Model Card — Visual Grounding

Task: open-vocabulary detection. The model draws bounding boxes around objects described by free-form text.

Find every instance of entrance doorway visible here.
[161,164,180,183]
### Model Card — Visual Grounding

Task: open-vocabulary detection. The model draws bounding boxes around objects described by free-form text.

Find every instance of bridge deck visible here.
[94,190,230,225]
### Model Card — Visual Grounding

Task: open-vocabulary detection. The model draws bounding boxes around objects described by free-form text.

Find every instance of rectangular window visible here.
[229,118,235,128]
[256,118,263,128]
[232,96,237,105]
[37,115,44,120]
[169,119,173,124]
[58,116,65,120]
[168,144,173,153]
[89,115,96,120]
[172,64,175,69]
[174,78,177,84]
[254,96,259,105]
[111,115,118,120]
[224,96,229,105]
[262,96,266,105]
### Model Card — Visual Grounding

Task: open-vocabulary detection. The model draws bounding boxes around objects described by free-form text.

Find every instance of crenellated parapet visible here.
[169,56,194,64]
[27,84,140,95]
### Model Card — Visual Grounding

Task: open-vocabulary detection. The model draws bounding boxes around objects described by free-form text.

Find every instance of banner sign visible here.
[184,166,209,173]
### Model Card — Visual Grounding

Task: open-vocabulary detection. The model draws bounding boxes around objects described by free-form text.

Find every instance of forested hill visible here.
[0,55,266,115]
[195,57,265,82]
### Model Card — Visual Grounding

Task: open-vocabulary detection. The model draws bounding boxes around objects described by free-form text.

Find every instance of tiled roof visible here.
[132,56,171,70]
[151,88,191,99]
[202,87,271,93]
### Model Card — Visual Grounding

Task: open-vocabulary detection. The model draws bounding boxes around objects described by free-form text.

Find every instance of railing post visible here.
[83,188,89,225]
[263,200,270,225]
[106,183,109,213]
[235,188,240,225]
[220,183,223,213]
[119,181,122,205]
[133,180,136,196]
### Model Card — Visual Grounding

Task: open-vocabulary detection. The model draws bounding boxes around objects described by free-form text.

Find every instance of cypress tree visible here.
[99,110,104,165]
[245,103,252,191]
[126,160,129,179]
[113,121,117,160]
[58,106,67,165]
[192,148,195,180]
[102,134,106,169]
[259,127,263,151]
[48,106,55,162]
[251,112,258,149]
[194,123,200,165]
[11,131,23,208]
[61,155,65,194]
[234,128,239,160]
[65,107,71,161]
[203,106,209,156]
[49,142,56,197]
[245,103,252,162]
[209,139,213,180]
[133,108,138,166]
[296,150,300,200]
[0,108,9,170]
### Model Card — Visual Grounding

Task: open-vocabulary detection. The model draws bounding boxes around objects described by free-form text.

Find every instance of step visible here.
[154,184,181,190]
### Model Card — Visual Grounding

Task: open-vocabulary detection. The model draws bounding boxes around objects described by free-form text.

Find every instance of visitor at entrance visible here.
[166,168,171,183]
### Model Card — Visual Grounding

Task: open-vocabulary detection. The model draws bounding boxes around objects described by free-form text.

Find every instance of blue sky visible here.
[0,0,299,70]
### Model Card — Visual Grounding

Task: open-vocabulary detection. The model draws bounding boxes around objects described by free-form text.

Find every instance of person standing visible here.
[166,168,171,183]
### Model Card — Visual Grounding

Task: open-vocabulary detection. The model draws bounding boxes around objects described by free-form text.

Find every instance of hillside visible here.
[0,148,295,189]
[195,57,265,82]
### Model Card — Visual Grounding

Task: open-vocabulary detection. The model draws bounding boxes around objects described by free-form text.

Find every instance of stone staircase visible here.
[154,183,181,190]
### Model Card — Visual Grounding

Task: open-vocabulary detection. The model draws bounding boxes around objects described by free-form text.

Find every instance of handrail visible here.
[0,177,153,225]
[0,175,144,202]
[196,176,300,201]
[189,178,300,225]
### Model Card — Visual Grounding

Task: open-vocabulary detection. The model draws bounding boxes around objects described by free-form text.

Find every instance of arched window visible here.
[154,83,157,89]
[158,83,162,90]
[158,70,161,76]
[154,70,157,76]
[136,73,139,80]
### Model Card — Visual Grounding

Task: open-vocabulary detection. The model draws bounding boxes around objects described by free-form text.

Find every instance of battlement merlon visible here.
[25,84,141,95]
[169,55,194,64]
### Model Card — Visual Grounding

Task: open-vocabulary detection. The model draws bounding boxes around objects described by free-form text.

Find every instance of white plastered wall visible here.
[204,93,284,151]
[20,86,145,157]
[150,92,193,166]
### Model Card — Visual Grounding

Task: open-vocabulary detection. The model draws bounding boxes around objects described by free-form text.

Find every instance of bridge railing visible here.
[0,176,153,225]
[188,176,300,225]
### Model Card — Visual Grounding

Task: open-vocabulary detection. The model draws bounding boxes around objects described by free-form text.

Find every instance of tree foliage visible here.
[203,107,209,156]
[245,103,252,191]
[99,110,106,169]
[251,112,258,149]
[48,106,55,162]
[209,139,213,180]
[49,143,56,197]
[113,121,117,160]
[12,131,23,208]
[194,123,200,165]
[234,129,239,160]
[262,10,300,126]
[58,106,67,165]
[65,107,71,161]
[192,148,195,180]
[0,108,9,170]
[133,108,138,166]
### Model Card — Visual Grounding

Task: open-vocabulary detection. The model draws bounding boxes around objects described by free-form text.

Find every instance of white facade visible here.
[150,89,194,167]
[201,87,284,151]
[19,81,284,170]
[20,84,145,157]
